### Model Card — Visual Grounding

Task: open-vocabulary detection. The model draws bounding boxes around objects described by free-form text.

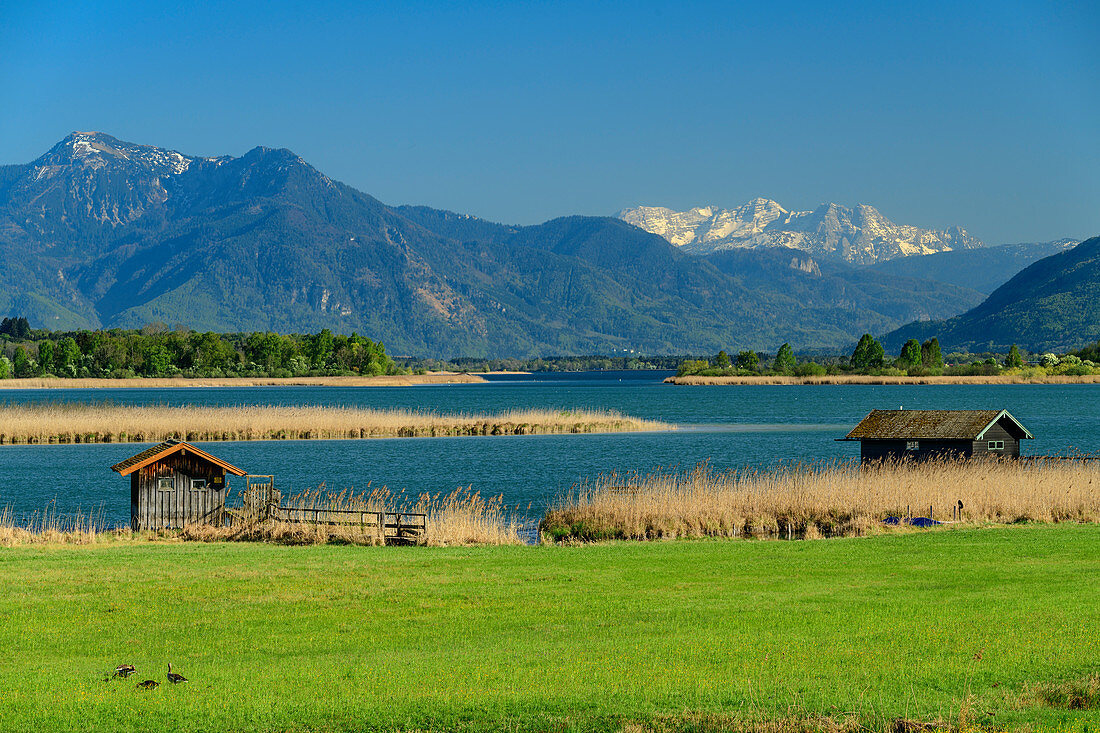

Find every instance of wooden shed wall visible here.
[971,423,1021,457]
[860,439,974,463]
[131,453,227,530]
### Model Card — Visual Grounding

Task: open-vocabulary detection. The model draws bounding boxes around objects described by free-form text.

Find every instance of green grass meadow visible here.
[2,525,1099,731]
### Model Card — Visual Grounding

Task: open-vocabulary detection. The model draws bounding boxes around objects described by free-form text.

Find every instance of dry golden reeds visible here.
[666,374,1100,385]
[0,402,668,444]
[0,482,528,547]
[541,458,1100,542]
[229,484,527,546]
[0,504,122,546]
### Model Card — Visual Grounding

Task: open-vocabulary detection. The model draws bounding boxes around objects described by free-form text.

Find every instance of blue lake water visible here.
[0,371,1093,526]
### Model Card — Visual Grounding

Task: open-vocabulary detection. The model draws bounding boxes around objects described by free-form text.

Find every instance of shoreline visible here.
[0,372,497,389]
[665,374,1100,385]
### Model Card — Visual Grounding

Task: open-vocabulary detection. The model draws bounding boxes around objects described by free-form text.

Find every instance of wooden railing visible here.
[276,505,427,543]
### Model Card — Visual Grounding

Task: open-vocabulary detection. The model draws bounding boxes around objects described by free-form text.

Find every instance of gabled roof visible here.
[110,439,248,476]
[842,409,1034,441]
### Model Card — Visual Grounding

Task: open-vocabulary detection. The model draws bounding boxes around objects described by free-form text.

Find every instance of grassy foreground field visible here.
[2,525,1098,732]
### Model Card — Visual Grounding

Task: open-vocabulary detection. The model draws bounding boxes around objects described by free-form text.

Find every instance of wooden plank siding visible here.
[130,452,227,530]
[971,423,1020,458]
[860,439,979,463]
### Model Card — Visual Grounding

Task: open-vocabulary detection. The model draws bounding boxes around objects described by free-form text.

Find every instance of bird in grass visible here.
[113,664,136,679]
[167,663,187,684]
[136,680,159,690]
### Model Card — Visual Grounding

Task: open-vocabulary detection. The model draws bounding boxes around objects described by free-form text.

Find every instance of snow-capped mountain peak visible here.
[618,199,983,264]
[35,131,194,176]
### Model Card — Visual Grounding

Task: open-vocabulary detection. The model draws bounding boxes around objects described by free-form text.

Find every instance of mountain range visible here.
[868,238,1080,295]
[618,200,983,264]
[0,131,1077,356]
[883,235,1100,353]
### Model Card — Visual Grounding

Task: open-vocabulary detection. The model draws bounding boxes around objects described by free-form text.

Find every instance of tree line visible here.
[0,321,397,379]
[398,354,688,373]
[676,336,1050,377]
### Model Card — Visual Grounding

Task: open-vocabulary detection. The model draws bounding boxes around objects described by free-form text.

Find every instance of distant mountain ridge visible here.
[619,199,982,264]
[0,132,986,356]
[869,238,1080,295]
[883,236,1100,353]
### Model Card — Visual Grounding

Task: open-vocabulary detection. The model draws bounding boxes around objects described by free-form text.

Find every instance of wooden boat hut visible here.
[111,440,248,530]
[840,409,1034,463]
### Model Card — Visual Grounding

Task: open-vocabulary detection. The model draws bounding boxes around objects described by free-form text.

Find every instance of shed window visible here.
[988,440,1005,450]
[906,440,919,451]
[191,478,207,490]
[157,477,173,491]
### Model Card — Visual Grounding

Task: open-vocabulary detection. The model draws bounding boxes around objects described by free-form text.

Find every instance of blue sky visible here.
[1,0,1096,243]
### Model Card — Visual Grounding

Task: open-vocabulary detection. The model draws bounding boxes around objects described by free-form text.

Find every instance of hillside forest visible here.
[4,319,1100,380]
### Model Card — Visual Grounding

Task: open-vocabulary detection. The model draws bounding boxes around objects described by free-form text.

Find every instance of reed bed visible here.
[0,373,489,389]
[540,459,1100,542]
[0,504,122,546]
[0,484,526,546]
[215,485,527,546]
[0,402,667,444]
[667,374,1100,385]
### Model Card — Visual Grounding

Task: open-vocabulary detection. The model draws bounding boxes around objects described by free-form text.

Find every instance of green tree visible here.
[774,343,795,373]
[190,332,236,373]
[736,350,759,371]
[1,317,32,340]
[37,340,55,375]
[245,332,287,372]
[1006,344,1024,369]
[850,334,885,371]
[142,344,171,376]
[793,361,827,377]
[56,337,83,376]
[12,346,31,377]
[305,329,335,369]
[898,339,922,369]
[676,359,709,377]
[0,356,10,379]
[715,350,731,369]
[920,338,943,369]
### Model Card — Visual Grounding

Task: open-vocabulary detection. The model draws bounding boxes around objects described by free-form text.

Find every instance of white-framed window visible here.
[157,477,173,491]
[906,440,919,451]
[191,478,207,490]
[988,440,1005,450]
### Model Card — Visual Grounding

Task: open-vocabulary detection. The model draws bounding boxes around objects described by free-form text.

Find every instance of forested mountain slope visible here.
[0,132,986,356]
[883,236,1100,352]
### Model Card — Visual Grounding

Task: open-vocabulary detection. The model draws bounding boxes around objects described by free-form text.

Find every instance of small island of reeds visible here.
[0,402,668,444]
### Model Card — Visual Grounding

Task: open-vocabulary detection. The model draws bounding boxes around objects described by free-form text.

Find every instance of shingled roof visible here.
[110,439,248,476]
[842,409,1033,441]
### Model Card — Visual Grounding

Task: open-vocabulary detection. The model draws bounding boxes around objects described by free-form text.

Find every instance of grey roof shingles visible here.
[844,409,1032,441]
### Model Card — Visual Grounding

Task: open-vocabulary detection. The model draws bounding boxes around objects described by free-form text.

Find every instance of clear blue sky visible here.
[1,0,1097,243]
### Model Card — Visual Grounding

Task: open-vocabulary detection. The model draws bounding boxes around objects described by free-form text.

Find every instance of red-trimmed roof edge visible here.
[111,440,248,476]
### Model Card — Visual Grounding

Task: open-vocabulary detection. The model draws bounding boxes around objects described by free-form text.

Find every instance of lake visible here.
[0,371,1094,526]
